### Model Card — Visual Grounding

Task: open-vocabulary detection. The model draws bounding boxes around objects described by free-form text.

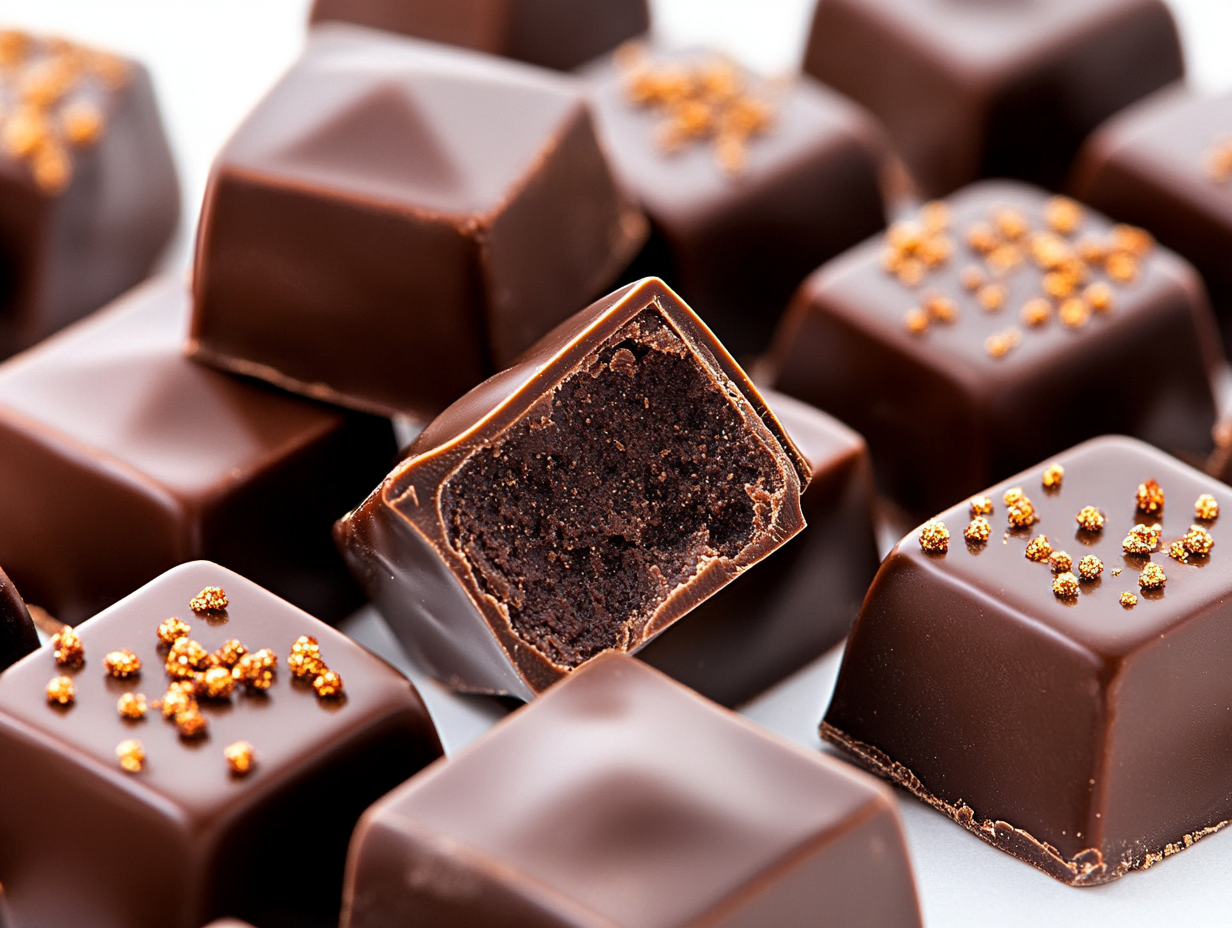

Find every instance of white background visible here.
[1,1,1231,925]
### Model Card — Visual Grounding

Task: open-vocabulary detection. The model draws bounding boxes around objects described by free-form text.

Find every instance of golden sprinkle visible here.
[960,266,985,291]
[198,666,236,700]
[31,141,71,193]
[1206,140,1232,183]
[895,258,926,287]
[1084,282,1114,313]
[46,675,74,706]
[1183,524,1214,556]
[993,207,1029,241]
[964,516,991,543]
[1120,592,1138,607]
[157,617,191,646]
[1075,506,1105,532]
[1025,535,1053,562]
[1029,231,1072,269]
[288,636,326,680]
[1043,270,1078,299]
[904,307,929,333]
[1077,238,1106,265]
[977,283,1006,311]
[984,328,1021,358]
[1139,563,1166,590]
[117,692,147,720]
[61,100,103,146]
[233,649,277,691]
[1112,224,1154,257]
[166,638,210,680]
[969,495,994,517]
[103,650,141,679]
[1044,196,1083,236]
[225,741,256,776]
[919,520,950,553]
[1137,479,1165,516]
[116,739,144,773]
[1105,251,1138,283]
[966,222,999,254]
[1049,551,1073,573]
[52,626,84,667]
[1059,298,1091,328]
[924,294,959,323]
[1041,463,1064,489]
[159,681,195,719]
[1052,572,1079,598]
[1077,555,1103,581]
[313,669,344,698]
[916,234,952,268]
[1112,567,1123,577]
[1020,298,1051,327]
[2,105,48,158]
[1168,540,1190,562]
[1123,523,1162,555]
[920,200,950,232]
[0,31,30,68]
[189,586,228,613]
[175,707,208,739]
[1007,499,1037,529]
[213,639,247,669]
[1195,494,1219,521]
[1004,487,1026,507]
[986,244,1023,274]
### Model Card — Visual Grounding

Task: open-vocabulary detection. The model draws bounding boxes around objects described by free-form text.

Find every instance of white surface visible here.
[5,0,1232,924]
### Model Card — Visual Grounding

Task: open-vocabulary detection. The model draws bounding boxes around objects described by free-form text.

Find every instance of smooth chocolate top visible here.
[220,24,590,219]
[896,435,1232,658]
[0,561,439,821]
[354,653,902,928]
[0,566,37,673]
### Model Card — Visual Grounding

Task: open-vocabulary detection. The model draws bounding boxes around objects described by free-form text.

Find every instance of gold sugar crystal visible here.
[918,520,949,553]
[52,626,83,667]
[103,650,141,679]
[189,586,228,613]
[45,675,74,706]
[116,739,144,773]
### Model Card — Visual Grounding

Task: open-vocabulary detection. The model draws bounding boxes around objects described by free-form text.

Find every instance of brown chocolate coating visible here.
[0,276,396,625]
[824,436,1232,885]
[342,653,922,928]
[639,389,879,706]
[766,180,1220,517]
[803,0,1184,197]
[336,277,809,700]
[191,24,646,420]
[0,566,37,674]
[1072,87,1232,353]
[309,0,650,72]
[0,561,442,928]
[583,46,888,359]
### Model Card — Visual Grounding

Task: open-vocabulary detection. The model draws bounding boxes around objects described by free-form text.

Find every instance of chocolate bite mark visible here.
[442,310,786,668]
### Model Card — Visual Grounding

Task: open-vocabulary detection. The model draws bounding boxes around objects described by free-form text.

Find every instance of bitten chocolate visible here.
[336,277,809,700]
[0,29,179,360]
[0,276,396,625]
[0,566,37,673]
[766,181,1220,516]
[823,436,1232,885]
[342,653,922,928]
[191,24,646,420]
[0,561,442,928]
[309,0,650,72]
[639,389,879,706]
[803,0,1184,197]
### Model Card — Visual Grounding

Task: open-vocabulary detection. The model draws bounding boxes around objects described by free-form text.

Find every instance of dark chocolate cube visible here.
[342,653,922,928]
[191,24,646,420]
[639,388,880,706]
[583,46,888,358]
[803,0,1184,197]
[0,561,442,927]
[0,30,179,359]
[336,278,810,700]
[0,566,37,673]
[0,276,395,624]
[766,180,1220,516]
[1073,88,1232,353]
[309,0,650,72]
[824,436,1232,885]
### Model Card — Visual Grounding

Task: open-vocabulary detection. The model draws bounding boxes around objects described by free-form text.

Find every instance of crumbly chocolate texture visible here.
[343,654,922,928]
[0,561,442,928]
[767,180,1220,516]
[822,436,1232,885]
[336,277,809,699]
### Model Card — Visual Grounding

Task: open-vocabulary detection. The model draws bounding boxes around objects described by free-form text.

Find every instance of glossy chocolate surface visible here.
[191,24,645,420]
[0,33,179,360]
[0,276,395,625]
[639,388,879,706]
[824,436,1232,885]
[803,0,1184,197]
[336,278,809,700]
[309,0,650,72]
[0,561,442,928]
[1073,87,1232,352]
[343,653,922,928]
[584,46,888,359]
[0,567,37,673]
[767,180,1220,516]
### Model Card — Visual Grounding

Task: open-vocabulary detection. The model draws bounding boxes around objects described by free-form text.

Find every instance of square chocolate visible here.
[1073,87,1232,352]
[823,436,1232,885]
[583,45,888,358]
[803,0,1184,196]
[0,276,396,625]
[342,653,922,928]
[766,181,1220,516]
[191,24,646,420]
[309,0,650,72]
[0,561,442,927]
[639,388,880,706]
[0,566,37,673]
[0,29,179,359]
[336,277,810,700]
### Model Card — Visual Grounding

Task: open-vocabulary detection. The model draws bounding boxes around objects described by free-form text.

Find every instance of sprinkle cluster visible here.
[887,196,1155,358]
[616,42,777,176]
[0,30,129,193]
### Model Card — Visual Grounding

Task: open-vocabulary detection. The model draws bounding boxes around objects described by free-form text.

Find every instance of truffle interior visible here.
[442,308,786,668]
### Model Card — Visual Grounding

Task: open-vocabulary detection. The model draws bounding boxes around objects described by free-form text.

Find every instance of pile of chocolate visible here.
[0,0,1230,924]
